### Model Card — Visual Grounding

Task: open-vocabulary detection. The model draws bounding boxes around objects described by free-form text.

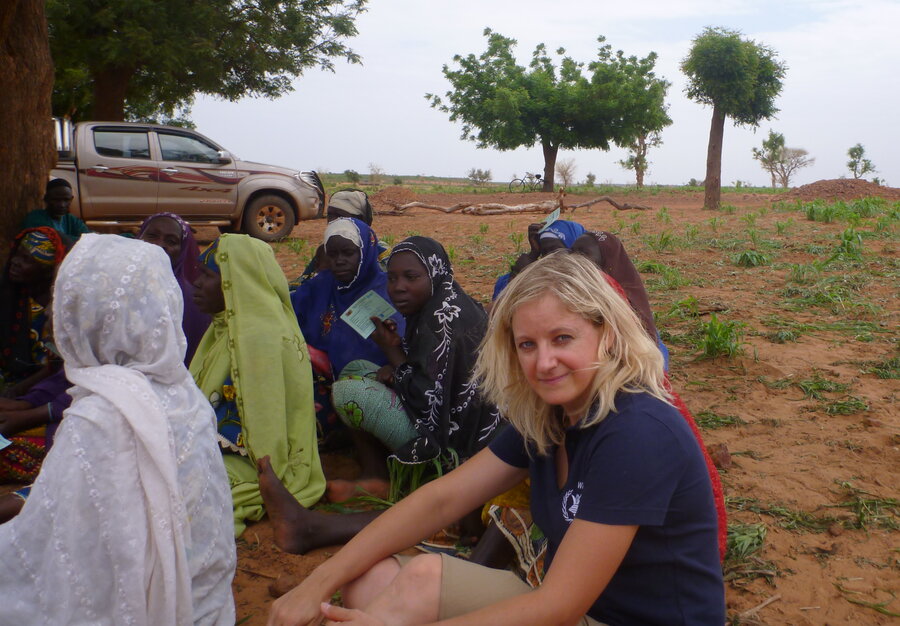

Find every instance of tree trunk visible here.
[92,66,134,121]
[703,105,725,210]
[541,142,557,192]
[0,0,55,244]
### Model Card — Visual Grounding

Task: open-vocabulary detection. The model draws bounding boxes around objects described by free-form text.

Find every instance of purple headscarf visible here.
[138,213,210,364]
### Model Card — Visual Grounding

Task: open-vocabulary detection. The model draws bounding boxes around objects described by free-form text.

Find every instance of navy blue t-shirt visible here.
[489,392,725,625]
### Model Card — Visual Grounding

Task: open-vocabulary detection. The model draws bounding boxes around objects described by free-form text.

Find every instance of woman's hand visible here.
[267,579,333,626]
[369,317,402,350]
[322,603,385,625]
[374,365,394,386]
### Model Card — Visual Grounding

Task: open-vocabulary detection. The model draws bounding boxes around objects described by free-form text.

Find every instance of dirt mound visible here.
[778,178,900,203]
[369,186,419,209]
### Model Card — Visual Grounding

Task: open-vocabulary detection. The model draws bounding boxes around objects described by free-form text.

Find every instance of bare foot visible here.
[257,455,321,554]
[325,478,390,503]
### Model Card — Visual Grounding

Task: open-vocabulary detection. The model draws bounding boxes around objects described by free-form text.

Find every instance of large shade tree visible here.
[427,29,670,191]
[0,0,55,241]
[47,0,367,122]
[682,27,786,209]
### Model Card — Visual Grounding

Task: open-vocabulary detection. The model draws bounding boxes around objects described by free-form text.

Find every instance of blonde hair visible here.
[473,252,671,455]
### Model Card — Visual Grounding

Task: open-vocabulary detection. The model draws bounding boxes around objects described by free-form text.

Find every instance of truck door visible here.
[78,127,159,219]
[155,130,238,218]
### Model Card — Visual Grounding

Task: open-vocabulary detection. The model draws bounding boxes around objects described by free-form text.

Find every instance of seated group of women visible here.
[0,192,726,624]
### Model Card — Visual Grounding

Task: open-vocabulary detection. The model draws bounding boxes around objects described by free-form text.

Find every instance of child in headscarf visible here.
[138,212,211,364]
[290,218,404,437]
[189,234,326,537]
[293,190,391,285]
[0,234,235,624]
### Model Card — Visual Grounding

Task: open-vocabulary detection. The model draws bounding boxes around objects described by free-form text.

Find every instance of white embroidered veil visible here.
[0,234,235,625]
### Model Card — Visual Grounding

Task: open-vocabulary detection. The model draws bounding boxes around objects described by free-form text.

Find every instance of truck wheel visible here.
[242,195,296,242]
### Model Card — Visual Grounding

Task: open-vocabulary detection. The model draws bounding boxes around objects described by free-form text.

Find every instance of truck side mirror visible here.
[216,150,232,165]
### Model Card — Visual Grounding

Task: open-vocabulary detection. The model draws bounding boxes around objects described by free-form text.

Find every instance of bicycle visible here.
[508,172,543,192]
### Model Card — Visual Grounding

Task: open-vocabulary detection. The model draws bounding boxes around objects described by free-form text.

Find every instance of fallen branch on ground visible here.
[376,193,650,216]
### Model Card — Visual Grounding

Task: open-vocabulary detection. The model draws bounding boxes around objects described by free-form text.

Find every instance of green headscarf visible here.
[190,234,325,536]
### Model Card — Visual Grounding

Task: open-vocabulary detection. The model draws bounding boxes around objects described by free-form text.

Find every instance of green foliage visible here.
[655,206,671,223]
[479,223,489,234]
[681,27,786,126]
[427,29,672,189]
[860,355,900,379]
[831,228,864,261]
[344,169,361,184]
[645,231,675,252]
[733,250,769,267]
[584,173,596,187]
[696,410,746,429]
[740,212,757,227]
[726,523,767,560]
[47,0,367,120]
[774,218,793,235]
[697,314,746,358]
[847,143,876,179]
[824,396,869,415]
[508,231,525,253]
[392,177,403,185]
[706,216,721,232]
[795,373,849,400]
[667,295,701,319]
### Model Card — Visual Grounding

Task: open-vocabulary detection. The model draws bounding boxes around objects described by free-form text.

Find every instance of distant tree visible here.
[584,173,596,187]
[752,130,785,188]
[774,148,813,188]
[427,29,671,191]
[847,143,876,179]
[467,168,492,187]
[344,169,361,184]
[0,0,55,240]
[368,163,385,186]
[681,27,786,209]
[47,0,367,121]
[753,130,814,188]
[619,131,663,188]
[555,159,577,188]
[392,177,404,186]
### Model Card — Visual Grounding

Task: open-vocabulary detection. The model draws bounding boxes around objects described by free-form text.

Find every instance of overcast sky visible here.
[191,0,899,187]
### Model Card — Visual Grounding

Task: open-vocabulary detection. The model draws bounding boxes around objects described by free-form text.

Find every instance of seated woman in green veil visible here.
[190,233,326,537]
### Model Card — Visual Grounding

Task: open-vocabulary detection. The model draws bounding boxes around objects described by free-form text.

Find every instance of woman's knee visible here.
[393,553,442,593]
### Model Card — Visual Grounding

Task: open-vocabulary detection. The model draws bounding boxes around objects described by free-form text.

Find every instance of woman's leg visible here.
[343,554,442,625]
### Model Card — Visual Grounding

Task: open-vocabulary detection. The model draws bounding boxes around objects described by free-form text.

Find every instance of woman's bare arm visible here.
[268,448,528,626]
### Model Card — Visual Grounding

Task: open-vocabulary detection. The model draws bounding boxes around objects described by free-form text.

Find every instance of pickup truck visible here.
[52,120,325,241]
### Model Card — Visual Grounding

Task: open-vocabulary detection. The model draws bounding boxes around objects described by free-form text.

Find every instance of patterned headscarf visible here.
[385,237,500,464]
[199,238,221,274]
[19,230,61,266]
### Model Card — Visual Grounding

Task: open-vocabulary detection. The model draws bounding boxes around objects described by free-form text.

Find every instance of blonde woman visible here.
[267,252,724,626]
